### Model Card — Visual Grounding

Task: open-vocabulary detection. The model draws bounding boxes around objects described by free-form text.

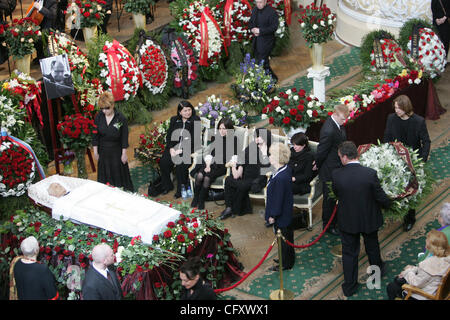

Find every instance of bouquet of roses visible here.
[338,93,376,121]
[369,38,404,72]
[135,119,170,169]
[57,113,97,150]
[406,27,446,78]
[98,40,142,101]
[77,78,104,116]
[232,53,276,113]
[169,35,199,97]
[0,91,25,134]
[262,87,330,130]
[74,0,106,28]
[138,38,169,95]
[359,142,432,220]
[178,0,225,70]
[0,17,41,59]
[297,1,336,48]
[196,94,247,127]
[0,140,35,197]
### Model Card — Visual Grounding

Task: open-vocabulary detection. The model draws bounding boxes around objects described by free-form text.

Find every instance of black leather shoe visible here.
[161,189,169,195]
[403,222,414,232]
[326,227,340,236]
[268,265,292,272]
[219,208,232,220]
[174,192,181,199]
[265,221,274,228]
[273,259,279,264]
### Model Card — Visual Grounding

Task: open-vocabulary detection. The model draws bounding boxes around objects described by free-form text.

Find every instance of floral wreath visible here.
[99,40,142,101]
[138,38,169,95]
[0,140,36,197]
[369,38,404,72]
[170,35,199,92]
[217,0,253,47]
[179,0,224,67]
[0,93,25,133]
[406,27,446,79]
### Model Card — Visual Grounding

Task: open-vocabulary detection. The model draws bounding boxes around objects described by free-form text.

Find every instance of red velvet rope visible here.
[285,204,337,249]
[214,239,275,293]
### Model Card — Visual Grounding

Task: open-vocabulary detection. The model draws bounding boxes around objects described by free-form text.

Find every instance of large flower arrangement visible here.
[296,1,336,48]
[0,17,41,59]
[262,87,330,130]
[98,40,142,101]
[135,119,170,170]
[74,0,106,28]
[123,0,155,15]
[56,113,97,150]
[3,70,43,127]
[179,0,224,73]
[359,142,432,220]
[232,53,276,113]
[0,93,25,134]
[169,35,199,97]
[0,140,35,197]
[196,94,247,127]
[338,93,376,121]
[217,0,253,47]
[406,28,446,79]
[369,38,404,72]
[138,38,169,95]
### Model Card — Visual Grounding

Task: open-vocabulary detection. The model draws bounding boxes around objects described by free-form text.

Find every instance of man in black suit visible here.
[249,0,279,82]
[332,141,391,297]
[314,104,349,236]
[82,244,122,300]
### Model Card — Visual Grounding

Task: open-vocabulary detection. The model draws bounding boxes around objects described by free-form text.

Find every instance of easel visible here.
[47,94,96,175]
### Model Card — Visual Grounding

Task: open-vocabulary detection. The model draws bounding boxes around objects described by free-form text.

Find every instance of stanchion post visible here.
[270,229,294,300]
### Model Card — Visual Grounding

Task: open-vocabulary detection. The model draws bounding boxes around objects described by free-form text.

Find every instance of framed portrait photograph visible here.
[40,54,75,101]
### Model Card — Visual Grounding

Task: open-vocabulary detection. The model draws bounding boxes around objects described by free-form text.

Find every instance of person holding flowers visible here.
[92,91,134,192]
[249,0,279,82]
[383,94,431,231]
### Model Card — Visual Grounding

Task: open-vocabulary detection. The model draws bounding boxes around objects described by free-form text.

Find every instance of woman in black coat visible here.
[220,128,272,220]
[288,132,314,195]
[190,117,237,210]
[179,257,216,300]
[159,100,201,198]
[92,92,134,192]
[383,94,431,231]
[431,0,450,56]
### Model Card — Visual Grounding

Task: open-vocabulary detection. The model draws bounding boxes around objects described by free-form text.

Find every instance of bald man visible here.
[81,244,122,300]
[42,59,74,100]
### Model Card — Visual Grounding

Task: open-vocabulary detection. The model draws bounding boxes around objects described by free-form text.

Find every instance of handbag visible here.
[147,175,163,197]
[207,189,224,201]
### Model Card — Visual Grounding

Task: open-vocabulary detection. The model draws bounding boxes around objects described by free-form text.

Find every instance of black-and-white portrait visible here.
[40,54,75,101]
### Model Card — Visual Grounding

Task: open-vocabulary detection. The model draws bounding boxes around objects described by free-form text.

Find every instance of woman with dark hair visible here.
[190,117,237,210]
[159,100,201,198]
[383,94,431,231]
[288,132,315,195]
[179,257,217,300]
[92,92,134,192]
[220,128,272,220]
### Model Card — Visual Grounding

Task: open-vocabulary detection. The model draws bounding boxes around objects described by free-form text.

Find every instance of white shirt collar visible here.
[346,160,360,165]
[331,115,340,129]
[93,264,108,279]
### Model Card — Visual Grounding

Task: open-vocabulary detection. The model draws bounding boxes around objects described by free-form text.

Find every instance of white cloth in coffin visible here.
[27,175,181,244]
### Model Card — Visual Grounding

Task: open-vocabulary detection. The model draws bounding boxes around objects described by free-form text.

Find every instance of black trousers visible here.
[254,50,277,82]
[403,209,416,224]
[224,176,252,215]
[292,182,310,195]
[159,149,190,194]
[322,179,337,229]
[340,230,383,296]
[274,224,295,269]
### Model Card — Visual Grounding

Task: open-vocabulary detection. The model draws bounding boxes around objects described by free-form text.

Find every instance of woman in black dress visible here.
[179,257,216,300]
[159,100,201,198]
[383,94,431,231]
[431,0,450,56]
[190,117,237,210]
[288,132,315,195]
[12,236,58,300]
[92,92,134,192]
[220,128,272,220]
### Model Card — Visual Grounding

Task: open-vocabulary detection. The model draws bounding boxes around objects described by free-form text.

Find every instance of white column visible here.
[307,66,330,103]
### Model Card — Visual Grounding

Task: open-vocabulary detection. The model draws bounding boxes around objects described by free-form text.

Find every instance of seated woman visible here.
[288,132,314,195]
[179,256,216,300]
[220,128,272,220]
[190,118,237,210]
[159,100,201,198]
[11,236,58,300]
[386,229,450,300]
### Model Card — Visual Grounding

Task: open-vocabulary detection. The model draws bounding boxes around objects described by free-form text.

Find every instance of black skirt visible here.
[97,144,134,192]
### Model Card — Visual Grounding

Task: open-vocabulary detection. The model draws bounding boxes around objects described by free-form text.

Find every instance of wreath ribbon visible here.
[199,7,228,67]
[224,0,251,47]
[0,128,46,180]
[284,0,292,25]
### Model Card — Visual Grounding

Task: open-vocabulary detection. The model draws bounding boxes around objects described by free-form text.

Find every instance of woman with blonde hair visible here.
[383,94,430,231]
[386,230,450,299]
[92,91,134,192]
[265,142,295,271]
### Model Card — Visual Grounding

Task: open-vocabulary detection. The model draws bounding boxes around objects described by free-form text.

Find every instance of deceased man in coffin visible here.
[28,175,181,244]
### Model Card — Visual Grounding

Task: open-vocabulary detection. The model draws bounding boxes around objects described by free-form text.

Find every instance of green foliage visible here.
[359,29,396,74]
[115,96,153,125]
[123,0,155,15]
[86,32,114,79]
[398,18,435,51]
[272,25,291,56]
